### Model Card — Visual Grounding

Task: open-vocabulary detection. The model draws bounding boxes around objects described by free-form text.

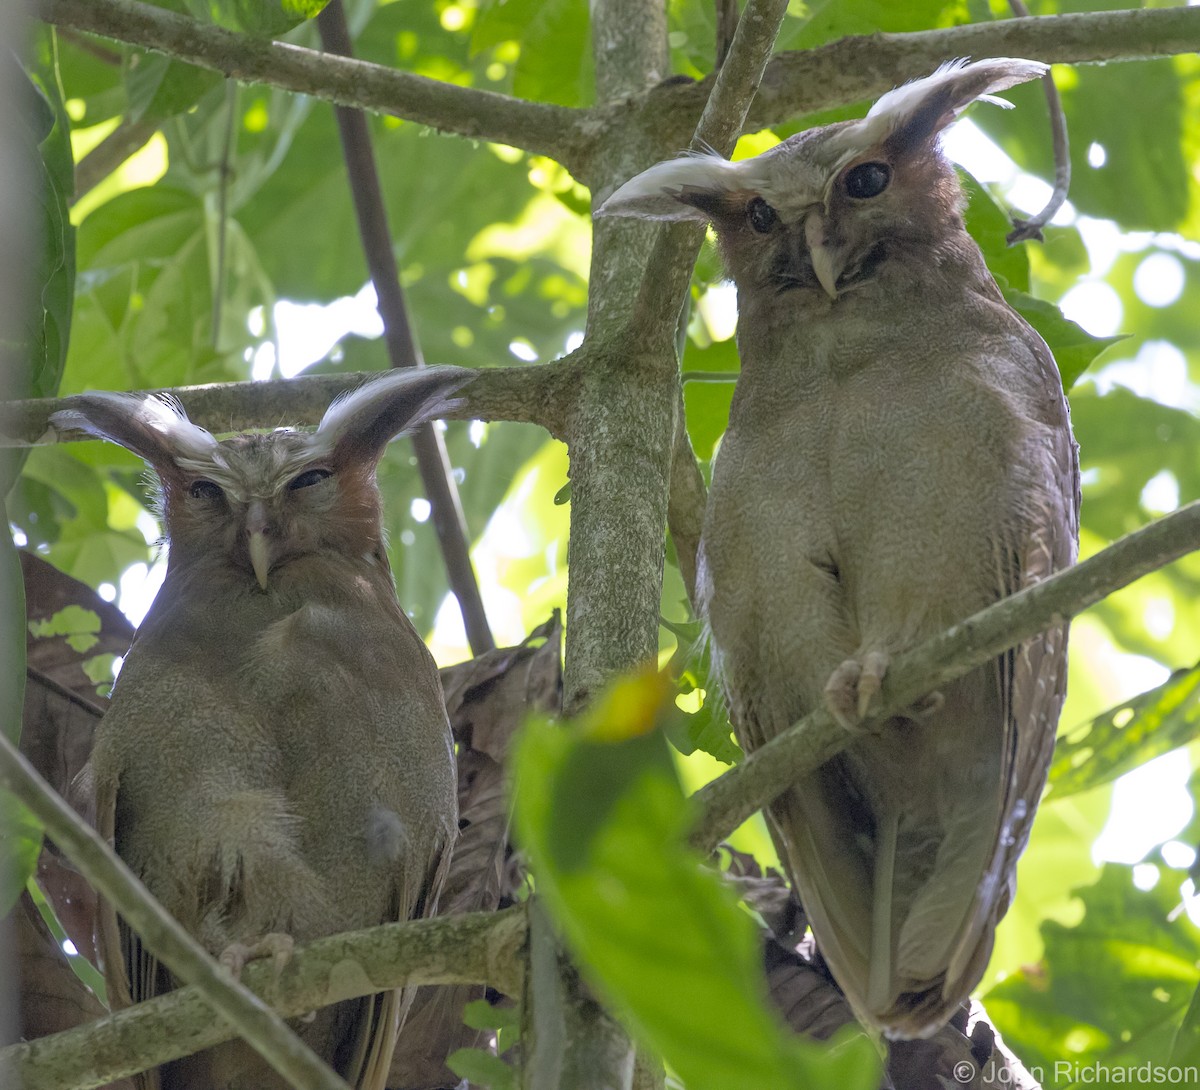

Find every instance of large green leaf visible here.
[512,672,880,1090]
[472,0,592,108]
[1048,665,1200,800]
[183,0,331,36]
[986,866,1200,1081]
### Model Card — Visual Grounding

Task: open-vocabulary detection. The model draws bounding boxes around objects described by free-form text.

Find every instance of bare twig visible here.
[1005,0,1071,244]
[0,733,351,1090]
[36,0,583,167]
[72,117,159,202]
[2,907,527,1090]
[317,0,493,654]
[690,498,1200,851]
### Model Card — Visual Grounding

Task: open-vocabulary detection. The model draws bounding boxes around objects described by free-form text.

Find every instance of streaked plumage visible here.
[600,59,1079,1037]
[51,368,468,1087]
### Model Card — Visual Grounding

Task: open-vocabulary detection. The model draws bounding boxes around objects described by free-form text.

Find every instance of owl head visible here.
[50,367,471,589]
[598,58,1045,300]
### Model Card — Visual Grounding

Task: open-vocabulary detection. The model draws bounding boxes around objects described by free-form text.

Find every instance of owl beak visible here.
[805,212,840,300]
[246,501,271,590]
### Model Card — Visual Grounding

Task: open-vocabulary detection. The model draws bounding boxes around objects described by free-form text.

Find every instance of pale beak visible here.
[805,212,839,300]
[246,501,271,590]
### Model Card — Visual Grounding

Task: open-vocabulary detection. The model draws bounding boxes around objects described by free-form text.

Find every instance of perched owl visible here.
[50,367,470,1089]
[600,59,1079,1037]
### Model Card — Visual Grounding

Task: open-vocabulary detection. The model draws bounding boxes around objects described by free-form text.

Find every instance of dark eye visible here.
[188,480,223,501]
[746,196,778,234]
[288,468,332,491]
[843,161,892,199]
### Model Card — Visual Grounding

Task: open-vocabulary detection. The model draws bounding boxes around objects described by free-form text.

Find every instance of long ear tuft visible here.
[50,392,218,470]
[848,57,1047,156]
[597,153,758,222]
[314,365,473,468]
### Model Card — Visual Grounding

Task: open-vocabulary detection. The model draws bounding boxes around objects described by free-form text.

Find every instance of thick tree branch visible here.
[37,0,1200,187]
[37,0,583,167]
[0,361,578,447]
[690,498,1200,852]
[0,734,351,1090]
[2,907,528,1090]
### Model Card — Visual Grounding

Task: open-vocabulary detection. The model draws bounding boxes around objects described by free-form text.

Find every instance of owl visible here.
[600,59,1079,1037]
[50,366,470,1089]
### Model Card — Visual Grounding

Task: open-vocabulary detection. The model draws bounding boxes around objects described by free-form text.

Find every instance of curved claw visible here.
[823,650,891,731]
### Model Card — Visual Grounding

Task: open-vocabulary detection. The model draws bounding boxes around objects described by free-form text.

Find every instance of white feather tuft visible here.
[50,390,218,461]
[134,394,219,459]
[598,153,760,220]
[868,56,1046,129]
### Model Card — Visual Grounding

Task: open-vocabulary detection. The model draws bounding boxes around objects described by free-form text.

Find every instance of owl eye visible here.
[288,468,332,491]
[843,161,892,199]
[746,196,778,234]
[188,480,223,501]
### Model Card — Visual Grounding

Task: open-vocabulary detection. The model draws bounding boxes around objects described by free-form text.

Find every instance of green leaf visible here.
[1171,983,1200,1068]
[125,54,222,124]
[512,673,880,1090]
[1048,664,1200,800]
[681,336,738,462]
[0,793,42,917]
[1002,285,1123,390]
[472,0,593,107]
[183,0,330,35]
[961,172,1030,294]
[447,1047,517,1090]
[986,865,1200,1079]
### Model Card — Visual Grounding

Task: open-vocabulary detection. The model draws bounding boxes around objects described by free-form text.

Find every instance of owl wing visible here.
[947,330,1081,991]
[349,824,455,1090]
[91,765,164,1090]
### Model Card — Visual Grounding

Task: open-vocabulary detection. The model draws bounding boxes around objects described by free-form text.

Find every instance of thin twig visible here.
[72,117,159,202]
[0,733,352,1090]
[690,498,1200,851]
[317,0,494,654]
[2,906,527,1090]
[1005,0,1071,244]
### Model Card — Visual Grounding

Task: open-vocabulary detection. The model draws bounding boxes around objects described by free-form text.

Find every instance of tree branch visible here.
[40,0,1200,188]
[0,734,351,1090]
[0,361,578,447]
[317,0,494,655]
[2,906,528,1090]
[37,0,584,168]
[690,498,1200,853]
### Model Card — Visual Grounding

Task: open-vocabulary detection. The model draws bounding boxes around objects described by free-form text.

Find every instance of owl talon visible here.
[219,932,295,980]
[825,651,890,731]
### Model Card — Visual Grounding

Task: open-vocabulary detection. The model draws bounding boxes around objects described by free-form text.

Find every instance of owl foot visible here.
[824,650,890,730]
[219,932,294,980]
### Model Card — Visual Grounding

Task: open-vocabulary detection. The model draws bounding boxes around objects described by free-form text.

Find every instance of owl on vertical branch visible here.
[600,59,1080,1037]
[50,367,471,1090]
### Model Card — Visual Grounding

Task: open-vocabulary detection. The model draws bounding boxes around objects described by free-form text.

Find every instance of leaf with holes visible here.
[1047,663,1200,799]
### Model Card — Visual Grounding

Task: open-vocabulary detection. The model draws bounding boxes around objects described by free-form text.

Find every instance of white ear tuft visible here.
[50,391,218,467]
[597,153,756,222]
[840,57,1048,154]
[314,365,473,466]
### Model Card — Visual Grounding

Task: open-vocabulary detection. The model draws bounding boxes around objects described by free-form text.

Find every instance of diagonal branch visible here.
[317,0,494,655]
[0,733,351,1090]
[37,0,584,168]
[2,907,527,1090]
[690,498,1200,852]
